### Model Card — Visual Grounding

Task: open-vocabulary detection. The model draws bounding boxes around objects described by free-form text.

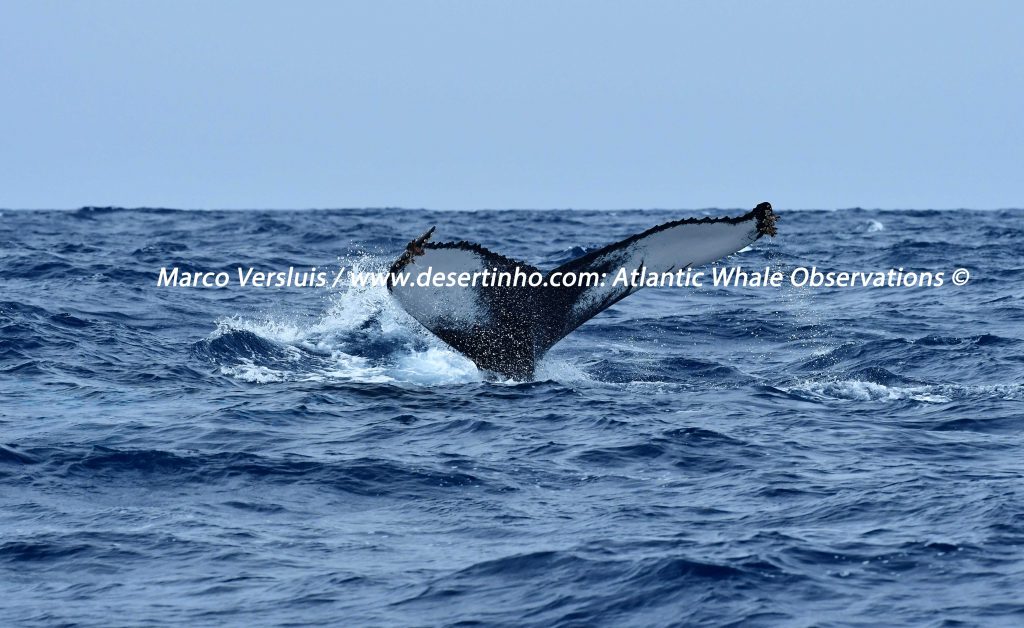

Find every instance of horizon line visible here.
[2,206,1022,213]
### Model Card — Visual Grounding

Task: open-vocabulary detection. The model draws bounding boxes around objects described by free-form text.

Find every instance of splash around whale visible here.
[387,203,778,379]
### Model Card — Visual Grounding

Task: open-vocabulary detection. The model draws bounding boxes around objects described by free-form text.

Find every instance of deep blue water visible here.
[2,207,1023,626]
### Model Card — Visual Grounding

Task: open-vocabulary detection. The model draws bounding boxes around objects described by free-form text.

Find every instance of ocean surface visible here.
[1,207,1022,626]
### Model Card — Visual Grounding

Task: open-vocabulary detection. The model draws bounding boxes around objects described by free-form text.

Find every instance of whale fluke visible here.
[388,203,777,379]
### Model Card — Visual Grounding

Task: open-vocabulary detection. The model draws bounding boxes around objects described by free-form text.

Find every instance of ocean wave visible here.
[397,549,801,626]
[18,445,501,496]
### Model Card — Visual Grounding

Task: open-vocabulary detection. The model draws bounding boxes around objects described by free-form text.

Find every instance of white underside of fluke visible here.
[561,218,764,333]
[388,248,491,330]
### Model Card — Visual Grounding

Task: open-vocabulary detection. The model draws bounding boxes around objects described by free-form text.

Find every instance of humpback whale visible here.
[387,203,777,379]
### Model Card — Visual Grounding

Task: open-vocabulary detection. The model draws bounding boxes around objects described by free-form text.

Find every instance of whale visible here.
[387,202,777,379]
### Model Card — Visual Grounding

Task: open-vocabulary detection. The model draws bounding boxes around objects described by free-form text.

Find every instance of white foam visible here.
[866,219,885,232]
[535,356,595,385]
[792,379,948,402]
[788,379,1024,403]
[219,360,287,383]
[208,256,483,386]
[392,347,481,385]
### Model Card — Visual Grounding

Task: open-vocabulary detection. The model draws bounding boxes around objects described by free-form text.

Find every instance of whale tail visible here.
[387,203,777,379]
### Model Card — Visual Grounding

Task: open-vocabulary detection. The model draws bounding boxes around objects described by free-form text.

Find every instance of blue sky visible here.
[1,1,1021,209]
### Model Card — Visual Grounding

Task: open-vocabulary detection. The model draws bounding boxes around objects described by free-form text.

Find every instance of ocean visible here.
[1,207,1022,626]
